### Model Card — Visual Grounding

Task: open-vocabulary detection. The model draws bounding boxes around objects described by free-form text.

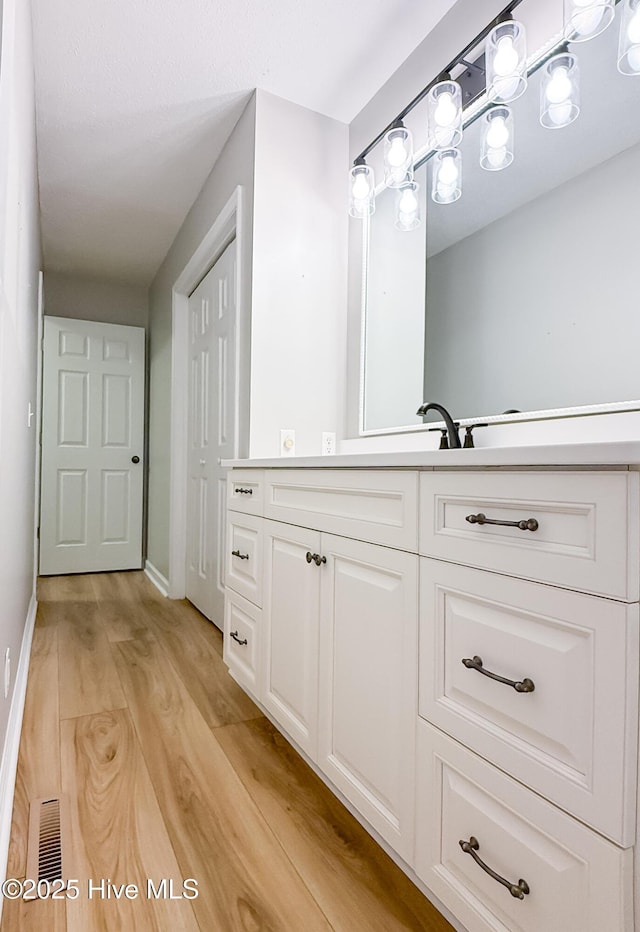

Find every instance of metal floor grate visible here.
[26,796,69,884]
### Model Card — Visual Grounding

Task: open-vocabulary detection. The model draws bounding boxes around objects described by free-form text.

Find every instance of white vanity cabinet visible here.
[224,462,640,932]
[227,468,420,859]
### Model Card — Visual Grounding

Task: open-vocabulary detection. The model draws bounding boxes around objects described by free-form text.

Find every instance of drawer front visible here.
[223,590,261,698]
[225,514,263,607]
[264,469,418,551]
[415,722,633,932]
[420,470,638,600]
[228,469,264,515]
[419,560,638,846]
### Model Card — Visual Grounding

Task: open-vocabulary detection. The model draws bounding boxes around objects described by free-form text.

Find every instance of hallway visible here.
[1,572,452,931]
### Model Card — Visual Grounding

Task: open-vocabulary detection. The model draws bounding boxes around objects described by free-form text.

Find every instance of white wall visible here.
[146,94,256,581]
[250,91,348,458]
[44,271,148,327]
[0,0,42,882]
[146,90,347,579]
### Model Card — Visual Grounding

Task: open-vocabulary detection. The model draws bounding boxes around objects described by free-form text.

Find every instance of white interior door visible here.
[186,238,237,626]
[40,317,145,575]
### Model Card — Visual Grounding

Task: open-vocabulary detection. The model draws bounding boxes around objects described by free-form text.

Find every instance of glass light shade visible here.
[486,21,528,103]
[618,0,640,74]
[394,182,421,231]
[540,53,580,129]
[480,106,514,171]
[564,0,615,42]
[383,125,414,187]
[348,163,375,218]
[431,148,462,204]
[427,80,463,150]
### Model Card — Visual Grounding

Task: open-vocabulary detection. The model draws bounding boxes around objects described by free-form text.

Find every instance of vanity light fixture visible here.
[427,78,463,149]
[395,181,421,230]
[486,19,528,102]
[480,106,514,169]
[383,122,414,187]
[348,159,375,218]
[432,148,462,204]
[618,0,640,73]
[540,51,581,128]
[564,0,615,42]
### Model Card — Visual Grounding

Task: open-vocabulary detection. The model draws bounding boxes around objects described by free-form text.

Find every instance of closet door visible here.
[185,238,237,626]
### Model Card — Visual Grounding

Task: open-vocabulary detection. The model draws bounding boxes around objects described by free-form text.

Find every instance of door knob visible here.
[131,456,140,464]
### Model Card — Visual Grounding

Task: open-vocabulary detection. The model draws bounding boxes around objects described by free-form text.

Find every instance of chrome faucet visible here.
[416,402,461,448]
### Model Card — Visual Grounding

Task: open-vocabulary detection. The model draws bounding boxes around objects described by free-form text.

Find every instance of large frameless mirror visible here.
[360,0,640,434]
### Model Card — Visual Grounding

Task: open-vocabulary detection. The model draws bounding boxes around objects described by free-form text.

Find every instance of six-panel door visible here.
[40,317,145,575]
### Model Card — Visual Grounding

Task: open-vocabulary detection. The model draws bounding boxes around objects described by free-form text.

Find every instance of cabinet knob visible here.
[306,552,326,566]
[229,630,248,646]
[131,455,140,464]
[231,549,249,560]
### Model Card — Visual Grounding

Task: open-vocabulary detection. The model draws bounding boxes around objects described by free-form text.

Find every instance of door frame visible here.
[168,185,247,598]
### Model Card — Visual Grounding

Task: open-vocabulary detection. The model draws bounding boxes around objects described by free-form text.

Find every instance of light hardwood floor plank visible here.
[6,626,61,880]
[0,890,67,932]
[112,635,332,932]
[216,716,455,932]
[139,598,259,727]
[57,603,127,720]
[95,600,151,643]
[37,576,97,603]
[89,571,164,604]
[61,709,199,932]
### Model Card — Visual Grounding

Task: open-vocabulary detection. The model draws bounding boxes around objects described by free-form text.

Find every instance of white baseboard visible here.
[144,560,169,598]
[0,594,37,905]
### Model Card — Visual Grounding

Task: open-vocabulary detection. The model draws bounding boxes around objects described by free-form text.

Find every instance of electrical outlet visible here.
[4,648,10,699]
[280,429,295,456]
[322,432,336,455]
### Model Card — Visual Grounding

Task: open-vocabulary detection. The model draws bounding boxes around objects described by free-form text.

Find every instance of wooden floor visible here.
[2,571,454,931]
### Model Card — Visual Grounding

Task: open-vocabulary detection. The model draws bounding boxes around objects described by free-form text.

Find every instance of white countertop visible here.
[223,440,640,469]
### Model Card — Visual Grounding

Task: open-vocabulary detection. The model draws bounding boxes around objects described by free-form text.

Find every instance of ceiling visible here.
[31,0,458,286]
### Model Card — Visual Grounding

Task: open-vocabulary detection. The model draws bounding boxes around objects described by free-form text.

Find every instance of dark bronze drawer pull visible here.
[235,487,253,495]
[462,655,535,693]
[306,551,326,566]
[230,630,248,646]
[466,512,539,532]
[459,837,530,900]
[231,549,249,560]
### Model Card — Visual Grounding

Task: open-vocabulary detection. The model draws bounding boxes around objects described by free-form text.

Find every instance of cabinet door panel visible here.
[263,521,321,757]
[318,534,418,860]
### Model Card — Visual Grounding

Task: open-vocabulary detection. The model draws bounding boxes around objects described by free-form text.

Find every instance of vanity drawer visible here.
[420,470,639,599]
[225,513,263,607]
[264,469,418,551]
[228,469,264,515]
[419,559,638,845]
[415,722,633,932]
[223,590,261,698]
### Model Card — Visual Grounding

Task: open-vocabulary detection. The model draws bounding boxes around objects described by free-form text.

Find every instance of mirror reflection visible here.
[362,2,640,433]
